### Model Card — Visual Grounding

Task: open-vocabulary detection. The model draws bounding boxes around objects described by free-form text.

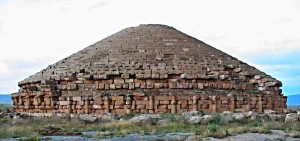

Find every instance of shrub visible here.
[248,118,263,127]
[160,114,180,122]
[211,129,228,138]
[207,123,219,132]
[210,114,224,125]
[122,113,136,120]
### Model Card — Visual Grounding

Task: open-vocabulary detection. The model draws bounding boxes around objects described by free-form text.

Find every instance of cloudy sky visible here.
[0,0,299,95]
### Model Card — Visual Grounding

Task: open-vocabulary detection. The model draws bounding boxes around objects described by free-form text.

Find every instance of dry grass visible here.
[0,113,300,140]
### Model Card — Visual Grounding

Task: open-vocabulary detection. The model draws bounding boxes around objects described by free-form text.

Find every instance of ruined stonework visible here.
[12,24,287,114]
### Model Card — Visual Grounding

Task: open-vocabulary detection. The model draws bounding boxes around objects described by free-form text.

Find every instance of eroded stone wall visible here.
[12,93,286,114]
[12,24,287,114]
[12,74,286,114]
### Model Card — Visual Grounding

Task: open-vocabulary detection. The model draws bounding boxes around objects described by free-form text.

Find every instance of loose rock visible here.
[187,116,203,124]
[97,113,119,122]
[268,114,285,122]
[202,115,214,123]
[130,114,160,124]
[182,111,203,119]
[245,111,257,120]
[79,114,97,123]
[232,113,246,121]
[285,113,299,122]
[264,109,276,115]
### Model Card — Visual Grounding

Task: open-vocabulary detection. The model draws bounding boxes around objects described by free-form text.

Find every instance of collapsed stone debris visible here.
[12,24,286,114]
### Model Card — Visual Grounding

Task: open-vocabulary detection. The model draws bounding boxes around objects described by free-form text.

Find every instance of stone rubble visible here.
[285,113,300,122]
[129,114,161,124]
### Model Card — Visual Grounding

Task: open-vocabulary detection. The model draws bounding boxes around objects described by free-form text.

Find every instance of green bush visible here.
[210,114,224,125]
[160,114,180,122]
[248,118,263,127]
[207,123,220,132]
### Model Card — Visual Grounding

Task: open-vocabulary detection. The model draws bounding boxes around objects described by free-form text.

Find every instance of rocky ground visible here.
[2,130,299,141]
[1,108,300,141]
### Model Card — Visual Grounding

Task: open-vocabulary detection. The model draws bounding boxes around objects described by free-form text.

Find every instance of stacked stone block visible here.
[12,24,287,114]
[12,94,286,114]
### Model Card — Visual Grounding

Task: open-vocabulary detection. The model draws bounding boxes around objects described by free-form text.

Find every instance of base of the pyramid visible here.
[12,94,287,114]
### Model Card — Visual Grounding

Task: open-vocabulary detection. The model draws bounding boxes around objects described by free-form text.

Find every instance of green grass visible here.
[0,114,299,139]
[0,104,12,109]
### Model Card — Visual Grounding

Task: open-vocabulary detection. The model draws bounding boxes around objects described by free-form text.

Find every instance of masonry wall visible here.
[12,24,287,114]
[12,75,287,114]
[12,93,287,114]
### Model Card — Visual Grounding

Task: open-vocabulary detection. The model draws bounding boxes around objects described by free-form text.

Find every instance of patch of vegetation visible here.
[160,114,181,122]
[0,113,300,139]
[210,114,224,125]
[0,104,12,109]
[121,112,137,120]
[207,123,220,132]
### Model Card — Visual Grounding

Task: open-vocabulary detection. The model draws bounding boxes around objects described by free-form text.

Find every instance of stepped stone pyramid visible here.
[12,24,287,114]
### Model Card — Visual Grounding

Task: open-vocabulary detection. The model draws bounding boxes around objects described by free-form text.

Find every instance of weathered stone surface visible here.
[79,114,97,123]
[97,113,119,122]
[186,116,203,124]
[285,113,299,122]
[182,111,203,119]
[201,115,214,123]
[11,24,286,115]
[129,114,161,124]
[268,114,285,121]
[232,113,246,121]
[264,109,276,115]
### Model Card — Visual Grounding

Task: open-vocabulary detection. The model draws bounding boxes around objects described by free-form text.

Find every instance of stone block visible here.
[198,100,212,104]
[60,101,68,106]
[129,83,135,89]
[169,83,177,89]
[155,96,173,101]
[146,83,154,88]
[114,79,125,84]
[112,96,124,101]
[159,100,170,105]
[73,96,82,101]
[125,79,134,83]
[121,74,130,79]
[109,84,116,89]
[137,105,146,109]
[154,83,162,89]
[158,105,167,109]
[115,109,125,114]
[151,73,160,79]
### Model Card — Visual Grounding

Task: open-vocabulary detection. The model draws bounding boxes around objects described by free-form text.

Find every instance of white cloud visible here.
[87,1,109,11]
[0,60,10,75]
[0,21,2,30]
[0,57,56,93]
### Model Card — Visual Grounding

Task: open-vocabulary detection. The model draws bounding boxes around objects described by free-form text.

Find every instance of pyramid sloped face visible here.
[20,24,279,91]
[12,24,286,114]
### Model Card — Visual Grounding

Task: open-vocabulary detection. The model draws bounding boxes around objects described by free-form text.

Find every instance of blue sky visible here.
[0,0,299,95]
[250,51,300,95]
